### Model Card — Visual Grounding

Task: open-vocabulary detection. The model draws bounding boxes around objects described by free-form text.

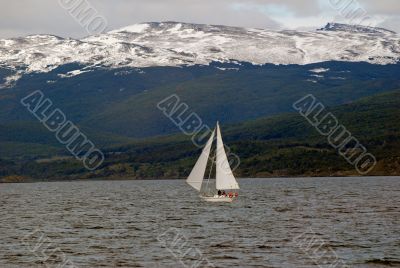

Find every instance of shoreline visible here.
[1,175,400,184]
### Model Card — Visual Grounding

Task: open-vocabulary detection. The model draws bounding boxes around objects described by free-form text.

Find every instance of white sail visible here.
[216,123,240,190]
[186,130,215,191]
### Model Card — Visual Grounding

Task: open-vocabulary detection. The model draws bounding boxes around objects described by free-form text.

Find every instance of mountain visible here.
[1,89,399,182]
[0,22,399,88]
[319,22,396,34]
[0,22,399,167]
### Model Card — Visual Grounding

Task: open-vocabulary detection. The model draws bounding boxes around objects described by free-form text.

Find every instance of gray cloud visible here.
[362,0,400,15]
[0,0,398,38]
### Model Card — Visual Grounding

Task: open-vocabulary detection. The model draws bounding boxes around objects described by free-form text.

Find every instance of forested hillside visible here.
[1,90,399,182]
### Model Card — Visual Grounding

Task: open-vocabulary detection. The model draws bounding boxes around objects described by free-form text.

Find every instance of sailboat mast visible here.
[204,149,216,194]
[204,127,217,195]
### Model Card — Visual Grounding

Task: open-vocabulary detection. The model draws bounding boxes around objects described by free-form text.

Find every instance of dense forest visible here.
[1,89,399,182]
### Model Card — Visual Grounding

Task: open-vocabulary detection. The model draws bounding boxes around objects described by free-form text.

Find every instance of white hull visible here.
[200,195,234,203]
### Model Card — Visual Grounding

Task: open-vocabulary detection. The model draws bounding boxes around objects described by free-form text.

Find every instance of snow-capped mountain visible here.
[0,22,399,85]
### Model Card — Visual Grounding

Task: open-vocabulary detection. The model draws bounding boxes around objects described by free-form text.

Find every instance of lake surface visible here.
[0,177,399,267]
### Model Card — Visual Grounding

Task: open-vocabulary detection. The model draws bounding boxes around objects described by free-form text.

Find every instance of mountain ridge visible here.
[1,22,399,88]
[319,22,396,34]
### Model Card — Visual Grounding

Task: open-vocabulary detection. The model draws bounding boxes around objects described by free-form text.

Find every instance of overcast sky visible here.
[0,0,399,38]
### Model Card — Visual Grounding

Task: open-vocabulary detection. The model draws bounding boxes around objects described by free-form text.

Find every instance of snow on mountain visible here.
[0,22,399,86]
[310,68,330,73]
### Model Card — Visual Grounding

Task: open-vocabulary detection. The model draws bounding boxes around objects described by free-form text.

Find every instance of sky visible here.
[0,0,399,38]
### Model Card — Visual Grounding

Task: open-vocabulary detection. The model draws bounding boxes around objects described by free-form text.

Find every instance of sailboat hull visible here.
[200,195,234,203]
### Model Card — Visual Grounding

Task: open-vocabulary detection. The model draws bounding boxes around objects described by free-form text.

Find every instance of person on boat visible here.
[221,190,226,196]
[217,190,221,196]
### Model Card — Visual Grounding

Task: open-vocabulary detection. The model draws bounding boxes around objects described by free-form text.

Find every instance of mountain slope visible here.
[1,89,399,181]
[85,62,400,137]
[0,22,399,88]
[0,61,399,139]
[102,89,400,178]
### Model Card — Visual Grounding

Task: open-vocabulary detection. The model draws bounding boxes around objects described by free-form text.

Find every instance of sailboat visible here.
[186,122,239,202]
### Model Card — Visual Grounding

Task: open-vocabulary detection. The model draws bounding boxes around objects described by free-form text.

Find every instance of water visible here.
[0,177,399,267]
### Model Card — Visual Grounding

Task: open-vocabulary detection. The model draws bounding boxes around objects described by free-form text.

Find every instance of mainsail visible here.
[216,123,240,190]
[186,130,215,191]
